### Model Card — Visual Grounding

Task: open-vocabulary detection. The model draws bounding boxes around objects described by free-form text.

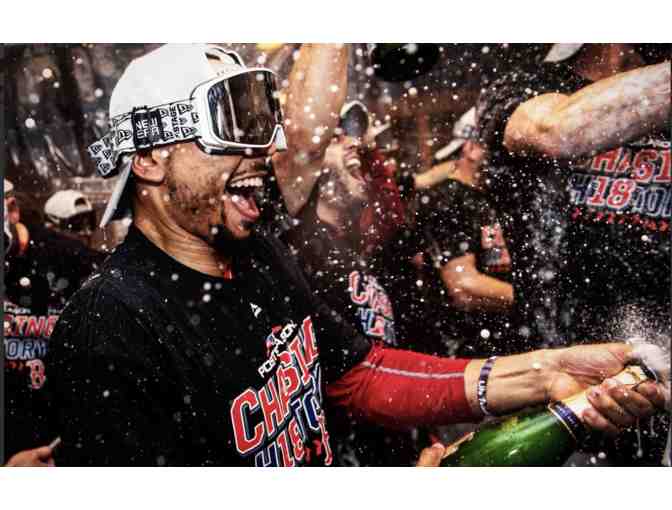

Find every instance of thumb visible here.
[34,445,54,461]
[416,443,446,467]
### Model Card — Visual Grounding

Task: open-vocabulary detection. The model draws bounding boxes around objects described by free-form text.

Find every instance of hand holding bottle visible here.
[416,343,668,466]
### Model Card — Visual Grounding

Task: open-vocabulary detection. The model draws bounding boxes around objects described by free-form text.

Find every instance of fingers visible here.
[607,380,656,419]
[582,408,620,437]
[582,378,668,438]
[634,381,667,410]
[5,445,55,467]
[416,443,446,467]
[34,445,54,460]
[586,382,636,429]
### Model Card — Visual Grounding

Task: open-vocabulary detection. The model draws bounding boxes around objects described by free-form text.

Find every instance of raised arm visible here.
[504,61,670,160]
[273,44,349,216]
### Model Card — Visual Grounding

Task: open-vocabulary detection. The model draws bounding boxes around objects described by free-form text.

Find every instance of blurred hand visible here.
[416,443,447,467]
[545,343,666,436]
[5,445,55,467]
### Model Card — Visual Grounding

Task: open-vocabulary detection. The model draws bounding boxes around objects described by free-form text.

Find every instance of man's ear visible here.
[131,148,169,184]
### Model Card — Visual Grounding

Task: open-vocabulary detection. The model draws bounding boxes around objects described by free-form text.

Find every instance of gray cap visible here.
[434,107,476,161]
[44,189,94,223]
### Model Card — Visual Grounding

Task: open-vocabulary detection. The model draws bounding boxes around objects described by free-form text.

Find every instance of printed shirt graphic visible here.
[231,316,333,466]
[568,136,670,231]
[347,270,396,345]
[3,268,61,458]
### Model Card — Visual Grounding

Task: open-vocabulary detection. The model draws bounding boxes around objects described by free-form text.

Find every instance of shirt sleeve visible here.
[326,342,479,429]
[44,279,186,466]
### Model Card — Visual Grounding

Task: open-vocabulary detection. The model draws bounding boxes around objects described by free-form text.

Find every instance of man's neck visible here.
[134,207,234,279]
[573,44,644,82]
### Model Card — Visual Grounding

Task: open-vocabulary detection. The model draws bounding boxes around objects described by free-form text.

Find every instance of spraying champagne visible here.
[441,364,656,466]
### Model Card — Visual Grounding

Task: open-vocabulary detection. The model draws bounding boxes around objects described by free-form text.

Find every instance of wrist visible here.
[487,349,555,415]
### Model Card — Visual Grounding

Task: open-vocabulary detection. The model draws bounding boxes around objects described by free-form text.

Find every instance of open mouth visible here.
[346,161,366,185]
[226,174,266,223]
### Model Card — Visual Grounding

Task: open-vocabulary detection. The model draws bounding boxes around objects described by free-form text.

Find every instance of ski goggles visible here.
[338,101,369,139]
[89,68,287,177]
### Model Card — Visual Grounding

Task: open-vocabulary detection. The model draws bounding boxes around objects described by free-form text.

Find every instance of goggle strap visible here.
[88,98,200,177]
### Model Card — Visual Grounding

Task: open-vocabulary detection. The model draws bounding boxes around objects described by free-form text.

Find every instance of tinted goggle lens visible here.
[339,106,368,139]
[207,71,283,146]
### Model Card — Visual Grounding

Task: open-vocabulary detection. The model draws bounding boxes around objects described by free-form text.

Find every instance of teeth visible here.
[228,177,264,189]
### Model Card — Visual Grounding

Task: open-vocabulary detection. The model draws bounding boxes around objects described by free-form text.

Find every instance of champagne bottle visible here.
[441,365,651,467]
[367,44,440,82]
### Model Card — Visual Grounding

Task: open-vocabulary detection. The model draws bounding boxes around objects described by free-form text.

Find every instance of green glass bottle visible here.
[441,365,649,467]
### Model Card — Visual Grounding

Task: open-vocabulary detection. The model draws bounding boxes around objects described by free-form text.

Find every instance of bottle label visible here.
[548,401,584,442]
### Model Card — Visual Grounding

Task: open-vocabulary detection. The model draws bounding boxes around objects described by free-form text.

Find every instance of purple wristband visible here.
[477,356,498,417]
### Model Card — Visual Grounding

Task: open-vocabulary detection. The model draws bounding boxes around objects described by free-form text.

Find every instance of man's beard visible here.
[211,220,254,260]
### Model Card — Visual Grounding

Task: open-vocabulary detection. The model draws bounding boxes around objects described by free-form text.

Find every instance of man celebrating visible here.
[43,44,665,466]
[274,44,416,465]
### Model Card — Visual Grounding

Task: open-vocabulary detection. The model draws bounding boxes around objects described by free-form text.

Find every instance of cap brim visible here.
[434,139,465,161]
[99,163,132,228]
[544,43,584,63]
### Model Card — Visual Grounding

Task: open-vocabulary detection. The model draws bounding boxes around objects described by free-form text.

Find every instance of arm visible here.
[440,253,513,312]
[414,160,456,190]
[273,44,349,216]
[328,342,664,434]
[504,62,671,160]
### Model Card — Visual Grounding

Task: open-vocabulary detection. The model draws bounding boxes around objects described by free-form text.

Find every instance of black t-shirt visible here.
[394,179,513,358]
[477,63,671,350]
[44,226,371,466]
[282,198,418,466]
[3,226,105,459]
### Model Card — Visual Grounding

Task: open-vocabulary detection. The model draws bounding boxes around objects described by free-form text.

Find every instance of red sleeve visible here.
[326,343,479,430]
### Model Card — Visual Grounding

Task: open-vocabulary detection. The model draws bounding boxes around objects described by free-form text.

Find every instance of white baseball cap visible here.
[434,107,477,161]
[97,43,246,228]
[44,190,94,223]
[544,44,584,63]
[4,179,14,195]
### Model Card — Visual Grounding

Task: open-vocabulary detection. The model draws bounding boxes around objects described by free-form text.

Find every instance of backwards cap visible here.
[98,44,244,227]
[434,107,476,161]
[544,44,584,63]
[44,189,94,223]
